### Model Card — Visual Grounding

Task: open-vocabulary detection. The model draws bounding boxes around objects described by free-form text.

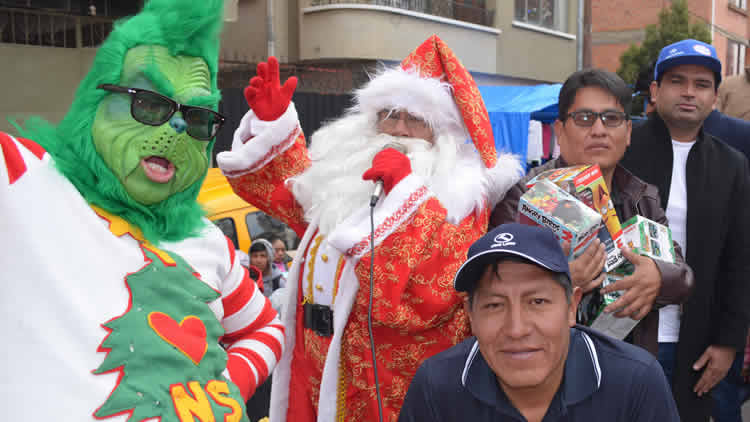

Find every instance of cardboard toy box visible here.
[579,216,674,340]
[621,215,676,264]
[527,164,625,271]
[518,179,602,261]
[578,271,639,340]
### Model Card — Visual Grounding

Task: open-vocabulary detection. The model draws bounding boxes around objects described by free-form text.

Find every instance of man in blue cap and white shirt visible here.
[398,223,679,422]
[621,39,750,422]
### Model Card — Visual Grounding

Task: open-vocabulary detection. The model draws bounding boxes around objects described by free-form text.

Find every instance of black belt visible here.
[303,302,334,337]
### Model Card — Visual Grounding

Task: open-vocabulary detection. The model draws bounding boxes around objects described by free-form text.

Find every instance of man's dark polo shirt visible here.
[398,325,679,422]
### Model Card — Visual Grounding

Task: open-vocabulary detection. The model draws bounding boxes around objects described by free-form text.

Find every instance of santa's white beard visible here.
[289,114,460,235]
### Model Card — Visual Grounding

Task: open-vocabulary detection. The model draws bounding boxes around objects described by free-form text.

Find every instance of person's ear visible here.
[625,119,632,148]
[649,80,659,106]
[554,119,567,148]
[553,118,563,138]
[463,294,476,328]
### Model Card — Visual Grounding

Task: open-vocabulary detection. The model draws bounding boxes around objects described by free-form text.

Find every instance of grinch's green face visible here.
[92,45,217,205]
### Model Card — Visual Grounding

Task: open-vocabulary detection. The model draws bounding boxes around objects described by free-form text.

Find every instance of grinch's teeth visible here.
[146,162,167,172]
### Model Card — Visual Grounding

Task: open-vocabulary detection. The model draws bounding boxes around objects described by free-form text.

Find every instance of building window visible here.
[730,0,747,10]
[0,1,143,17]
[309,0,495,27]
[727,40,746,76]
[514,0,567,32]
[0,1,144,47]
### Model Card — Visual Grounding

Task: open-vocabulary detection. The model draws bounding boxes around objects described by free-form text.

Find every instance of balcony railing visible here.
[309,0,495,27]
[0,7,114,48]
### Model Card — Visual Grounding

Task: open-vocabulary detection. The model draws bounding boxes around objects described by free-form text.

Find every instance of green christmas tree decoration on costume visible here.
[94,248,248,422]
[13,0,225,244]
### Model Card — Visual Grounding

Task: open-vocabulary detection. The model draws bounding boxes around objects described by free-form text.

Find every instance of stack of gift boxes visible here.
[519,165,676,340]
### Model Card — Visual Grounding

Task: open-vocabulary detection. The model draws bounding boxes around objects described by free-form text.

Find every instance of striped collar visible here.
[461,326,601,413]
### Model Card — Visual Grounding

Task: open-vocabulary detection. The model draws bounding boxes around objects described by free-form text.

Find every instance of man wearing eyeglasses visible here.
[491,68,693,360]
[620,39,750,422]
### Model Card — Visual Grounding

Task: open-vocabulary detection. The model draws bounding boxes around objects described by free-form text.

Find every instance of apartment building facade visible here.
[591,0,750,77]
[221,1,580,92]
[1,0,581,140]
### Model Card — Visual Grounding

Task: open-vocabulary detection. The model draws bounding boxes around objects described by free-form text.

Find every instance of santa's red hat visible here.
[353,34,497,168]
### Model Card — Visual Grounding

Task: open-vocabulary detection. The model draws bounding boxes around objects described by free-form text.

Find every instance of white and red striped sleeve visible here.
[219,241,284,401]
[0,132,47,186]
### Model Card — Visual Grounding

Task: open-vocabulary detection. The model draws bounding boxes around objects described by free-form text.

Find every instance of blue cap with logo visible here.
[654,39,722,83]
[453,223,571,292]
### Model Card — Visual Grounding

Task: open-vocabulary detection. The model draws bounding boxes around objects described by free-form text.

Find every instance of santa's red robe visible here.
[217,104,521,421]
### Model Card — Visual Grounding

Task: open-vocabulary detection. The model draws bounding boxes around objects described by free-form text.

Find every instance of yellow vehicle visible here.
[197,168,298,254]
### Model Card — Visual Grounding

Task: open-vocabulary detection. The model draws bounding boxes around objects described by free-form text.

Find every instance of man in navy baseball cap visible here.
[623,37,750,422]
[654,39,722,84]
[453,222,572,294]
[398,223,680,422]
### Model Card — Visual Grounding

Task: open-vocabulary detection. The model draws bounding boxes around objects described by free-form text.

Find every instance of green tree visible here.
[94,248,248,422]
[617,0,711,87]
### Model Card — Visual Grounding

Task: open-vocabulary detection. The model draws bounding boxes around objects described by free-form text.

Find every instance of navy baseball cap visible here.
[654,39,722,83]
[453,223,572,292]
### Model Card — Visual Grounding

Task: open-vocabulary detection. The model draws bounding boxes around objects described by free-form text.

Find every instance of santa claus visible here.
[217,35,523,421]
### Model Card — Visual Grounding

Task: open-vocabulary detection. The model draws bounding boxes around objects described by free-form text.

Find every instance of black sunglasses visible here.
[565,110,628,128]
[97,84,225,141]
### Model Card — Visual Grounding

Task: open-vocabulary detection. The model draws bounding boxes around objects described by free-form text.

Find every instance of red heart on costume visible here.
[148,312,208,365]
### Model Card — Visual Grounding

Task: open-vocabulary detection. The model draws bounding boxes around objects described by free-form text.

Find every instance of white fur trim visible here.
[428,146,523,224]
[315,262,360,422]
[269,218,318,422]
[353,66,468,140]
[327,174,432,258]
[485,153,525,207]
[216,104,300,176]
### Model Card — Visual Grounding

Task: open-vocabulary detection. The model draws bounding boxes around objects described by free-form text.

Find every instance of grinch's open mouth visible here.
[141,156,176,183]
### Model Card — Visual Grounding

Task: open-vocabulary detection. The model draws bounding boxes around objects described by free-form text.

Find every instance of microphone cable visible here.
[369,200,384,422]
[366,142,404,422]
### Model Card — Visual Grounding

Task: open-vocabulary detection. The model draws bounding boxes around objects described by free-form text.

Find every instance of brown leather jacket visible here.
[490,158,694,356]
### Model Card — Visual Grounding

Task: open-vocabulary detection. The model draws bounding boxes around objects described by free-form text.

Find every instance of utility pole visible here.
[583,0,592,68]
[577,0,584,70]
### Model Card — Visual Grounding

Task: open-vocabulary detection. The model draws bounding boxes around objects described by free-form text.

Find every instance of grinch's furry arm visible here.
[220,242,284,401]
[217,104,311,237]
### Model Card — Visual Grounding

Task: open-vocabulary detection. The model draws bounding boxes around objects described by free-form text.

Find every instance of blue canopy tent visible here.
[478,84,562,166]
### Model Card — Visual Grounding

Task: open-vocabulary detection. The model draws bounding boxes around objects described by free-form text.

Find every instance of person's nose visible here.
[390,116,411,137]
[589,115,608,136]
[682,82,696,98]
[169,115,187,134]
[504,303,532,339]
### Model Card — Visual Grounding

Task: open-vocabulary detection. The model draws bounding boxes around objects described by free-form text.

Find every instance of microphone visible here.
[369,143,408,207]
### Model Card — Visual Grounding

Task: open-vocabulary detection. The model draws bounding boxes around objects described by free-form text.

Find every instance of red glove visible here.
[243,56,298,121]
[247,265,263,293]
[362,148,411,195]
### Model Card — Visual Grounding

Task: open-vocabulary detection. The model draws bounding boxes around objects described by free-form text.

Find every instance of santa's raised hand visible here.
[362,147,412,195]
[244,56,298,122]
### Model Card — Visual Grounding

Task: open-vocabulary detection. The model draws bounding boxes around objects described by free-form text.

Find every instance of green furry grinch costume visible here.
[17,0,224,242]
[0,1,283,421]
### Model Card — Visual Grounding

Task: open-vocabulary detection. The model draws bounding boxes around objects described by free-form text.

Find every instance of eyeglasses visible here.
[97,84,226,141]
[566,110,628,128]
[376,110,429,131]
